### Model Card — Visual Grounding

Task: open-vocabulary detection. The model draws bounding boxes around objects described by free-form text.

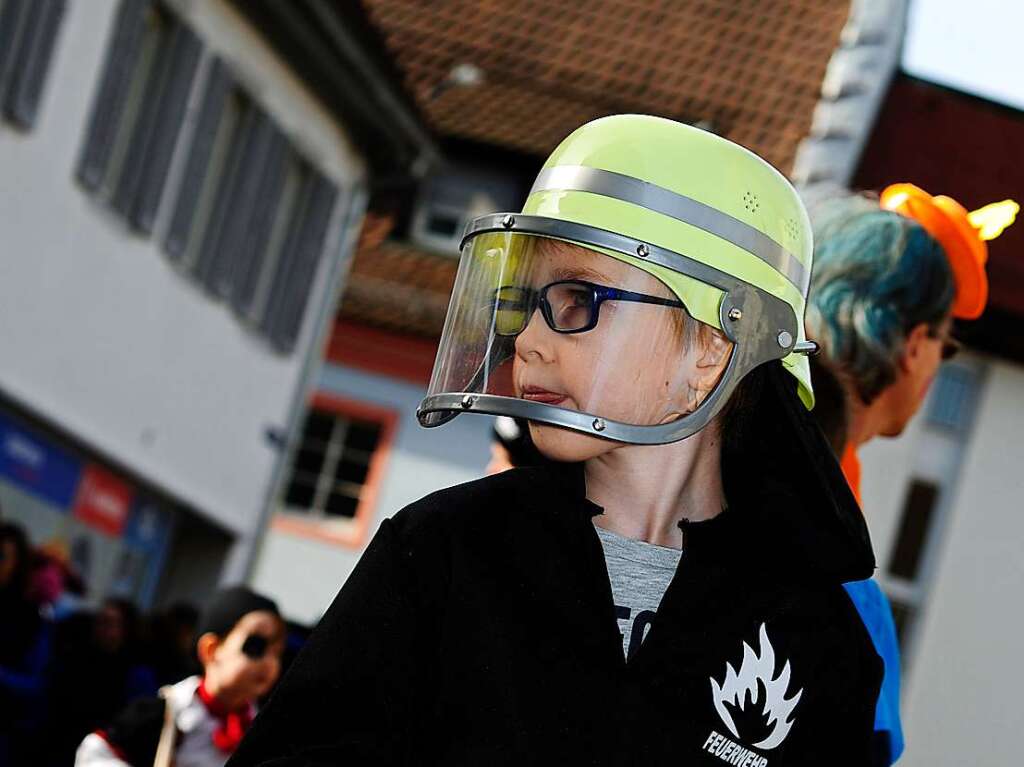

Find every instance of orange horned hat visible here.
[880,183,1018,320]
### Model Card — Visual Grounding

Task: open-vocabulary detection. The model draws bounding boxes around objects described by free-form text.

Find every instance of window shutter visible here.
[0,0,31,108]
[3,0,68,130]
[199,108,279,298]
[110,10,174,220]
[76,0,150,191]
[192,102,255,291]
[163,58,230,261]
[118,21,201,234]
[231,126,287,318]
[262,173,339,353]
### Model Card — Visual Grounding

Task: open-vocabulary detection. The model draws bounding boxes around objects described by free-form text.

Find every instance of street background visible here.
[1,0,1022,763]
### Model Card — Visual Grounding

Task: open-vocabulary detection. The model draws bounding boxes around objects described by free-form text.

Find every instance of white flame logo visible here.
[709,623,803,750]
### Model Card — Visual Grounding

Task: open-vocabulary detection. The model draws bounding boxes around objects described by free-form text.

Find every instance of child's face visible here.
[203,610,285,709]
[512,241,727,461]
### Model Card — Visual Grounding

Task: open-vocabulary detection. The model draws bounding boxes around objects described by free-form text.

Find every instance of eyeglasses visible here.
[490,279,686,337]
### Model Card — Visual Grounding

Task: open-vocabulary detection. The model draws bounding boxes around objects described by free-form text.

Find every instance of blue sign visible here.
[122,500,171,553]
[119,499,173,608]
[0,410,82,510]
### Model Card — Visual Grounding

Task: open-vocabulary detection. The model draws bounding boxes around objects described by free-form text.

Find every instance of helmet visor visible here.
[420,230,734,437]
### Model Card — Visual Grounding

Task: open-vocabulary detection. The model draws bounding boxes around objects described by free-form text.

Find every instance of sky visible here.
[903,0,1024,111]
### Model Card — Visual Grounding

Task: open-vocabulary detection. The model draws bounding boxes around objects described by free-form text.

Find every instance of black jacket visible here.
[230,366,882,766]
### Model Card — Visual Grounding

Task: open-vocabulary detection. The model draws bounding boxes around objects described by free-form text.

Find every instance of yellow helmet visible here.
[419,115,817,444]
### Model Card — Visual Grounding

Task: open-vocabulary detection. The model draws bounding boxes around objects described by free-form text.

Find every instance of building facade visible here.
[0,0,371,608]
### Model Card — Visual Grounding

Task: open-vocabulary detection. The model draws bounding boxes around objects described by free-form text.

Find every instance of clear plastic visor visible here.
[421,232,731,431]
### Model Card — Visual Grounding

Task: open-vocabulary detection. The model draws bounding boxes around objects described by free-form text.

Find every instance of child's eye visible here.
[568,289,590,307]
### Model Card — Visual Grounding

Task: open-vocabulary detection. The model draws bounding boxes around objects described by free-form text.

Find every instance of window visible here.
[259,168,340,353]
[77,0,201,229]
[0,0,67,130]
[409,166,519,255]
[925,364,978,433]
[276,396,397,547]
[888,479,940,581]
[77,0,347,356]
[164,58,237,262]
[888,597,914,650]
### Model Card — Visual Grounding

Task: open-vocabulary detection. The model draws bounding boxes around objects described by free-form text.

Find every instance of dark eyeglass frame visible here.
[928,324,962,361]
[492,279,686,337]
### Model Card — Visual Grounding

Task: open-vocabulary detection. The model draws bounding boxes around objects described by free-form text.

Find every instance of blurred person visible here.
[808,186,1017,499]
[0,520,53,766]
[28,540,87,619]
[47,598,158,765]
[75,586,285,767]
[806,184,1017,765]
[146,602,202,687]
[231,116,882,765]
[485,416,554,475]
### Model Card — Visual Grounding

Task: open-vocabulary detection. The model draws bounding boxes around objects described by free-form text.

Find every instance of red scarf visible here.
[197,678,254,753]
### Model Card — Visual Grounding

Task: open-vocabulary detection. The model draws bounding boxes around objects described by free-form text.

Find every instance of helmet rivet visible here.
[636,243,649,258]
[728,308,743,321]
[501,214,515,229]
[460,395,476,410]
[592,418,606,432]
[777,330,794,348]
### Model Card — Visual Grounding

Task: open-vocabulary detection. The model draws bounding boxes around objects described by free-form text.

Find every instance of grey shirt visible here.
[594,524,682,661]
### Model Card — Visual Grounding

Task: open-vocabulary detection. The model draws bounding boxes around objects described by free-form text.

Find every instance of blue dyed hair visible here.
[806,194,955,404]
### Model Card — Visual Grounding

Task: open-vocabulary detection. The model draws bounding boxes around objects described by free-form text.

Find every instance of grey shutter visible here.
[231,126,287,317]
[163,58,230,261]
[110,13,174,220]
[198,108,278,298]
[3,0,68,130]
[191,102,255,291]
[0,0,31,109]
[76,0,150,191]
[114,20,201,233]
[262,173,339,353]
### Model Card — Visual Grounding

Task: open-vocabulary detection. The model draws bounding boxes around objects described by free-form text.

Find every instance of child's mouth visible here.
[520,386,567,406]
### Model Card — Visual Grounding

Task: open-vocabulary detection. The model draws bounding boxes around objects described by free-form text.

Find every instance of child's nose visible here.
[514,308,556,362]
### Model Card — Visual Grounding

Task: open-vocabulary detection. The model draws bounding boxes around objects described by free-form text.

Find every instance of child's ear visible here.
[695,327,732,384]
[196,632,221,666]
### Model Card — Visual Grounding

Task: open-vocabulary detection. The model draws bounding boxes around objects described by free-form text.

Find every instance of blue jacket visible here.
[844,579,904,764]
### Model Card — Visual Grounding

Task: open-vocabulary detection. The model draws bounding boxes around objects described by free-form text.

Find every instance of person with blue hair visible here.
[806,184,1018,765]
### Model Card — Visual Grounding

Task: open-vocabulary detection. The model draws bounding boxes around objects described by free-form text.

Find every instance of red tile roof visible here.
[361,0,851,171]
[338,213,458,337]
[340,0,851,340]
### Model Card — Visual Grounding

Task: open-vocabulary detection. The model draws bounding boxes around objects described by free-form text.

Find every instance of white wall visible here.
[0,0,365,538]
[251,362,493,624]
[858,401,929,567]
[900,359,1024,765]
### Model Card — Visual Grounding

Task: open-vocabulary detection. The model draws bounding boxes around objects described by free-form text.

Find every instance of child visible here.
[76,586,284,767]
[231,115,882,765]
